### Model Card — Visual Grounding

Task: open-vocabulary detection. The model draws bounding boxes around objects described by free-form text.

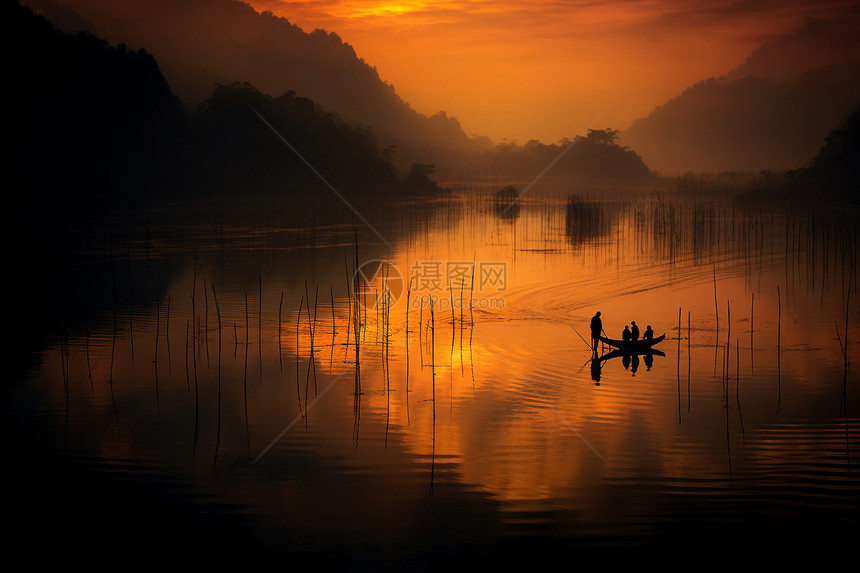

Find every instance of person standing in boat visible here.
[622,325,631,342]
[643,325,654,341]
[590,311,603,354]
[631,321,640,341]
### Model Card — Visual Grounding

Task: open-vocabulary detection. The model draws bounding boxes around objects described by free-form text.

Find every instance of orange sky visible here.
[247,1,857,144]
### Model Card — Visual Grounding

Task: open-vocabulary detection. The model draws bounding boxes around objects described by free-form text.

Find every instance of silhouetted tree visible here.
[478,128,650,178]
[404,163,448,195]
[585,128,620,145]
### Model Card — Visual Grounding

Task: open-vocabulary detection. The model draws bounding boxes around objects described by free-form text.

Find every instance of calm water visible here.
[9,181,859,566]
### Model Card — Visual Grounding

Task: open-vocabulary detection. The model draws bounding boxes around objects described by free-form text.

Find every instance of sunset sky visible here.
[245,1,859,144]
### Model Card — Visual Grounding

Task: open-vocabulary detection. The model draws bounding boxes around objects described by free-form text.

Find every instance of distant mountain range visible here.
[19,0,859,180]
[21,0,492,171]
[19,0,652,182]
[7,0,453,220]
[621,16,860,174]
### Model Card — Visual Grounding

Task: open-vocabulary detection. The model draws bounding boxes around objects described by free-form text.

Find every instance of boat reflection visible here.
[590,347,666,385]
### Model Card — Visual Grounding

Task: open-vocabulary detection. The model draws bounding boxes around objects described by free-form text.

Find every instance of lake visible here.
[8,177,859,567]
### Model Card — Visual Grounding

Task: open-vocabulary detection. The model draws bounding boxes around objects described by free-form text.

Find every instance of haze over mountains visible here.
[8,0,450,218]
[21,0,860,177]
[23,0,491,171]
[621,15,860,173]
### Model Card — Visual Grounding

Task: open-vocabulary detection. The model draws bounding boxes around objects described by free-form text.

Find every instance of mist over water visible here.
[8,179,859,566]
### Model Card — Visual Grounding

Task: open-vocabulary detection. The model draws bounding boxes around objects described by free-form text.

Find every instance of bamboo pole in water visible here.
[751,292,754,347]
[311,284,319,395]
[279,291,284,371]
[297,295,304,417]
[688,310,691,412]
[677,307,682,424]
[185,319,190,392]
[777,285,781,350]
[727,299,731,343]
[713,267,719,333]
[245,293,249,363]
[406,280,411,334]
[777,284,782,408]
[211,281,222,461]
[470,255,475,326]
[385,287,391,393]
[845,254,853,366]
[460,280,464,338]
[344,255,352,344]
[431,297,436,406]
[450,283,456,357]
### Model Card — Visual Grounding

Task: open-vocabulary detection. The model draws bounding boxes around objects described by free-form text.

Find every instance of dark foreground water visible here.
[7,182,859,568]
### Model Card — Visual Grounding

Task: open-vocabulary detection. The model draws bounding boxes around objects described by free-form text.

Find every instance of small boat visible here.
[597,333,665,350]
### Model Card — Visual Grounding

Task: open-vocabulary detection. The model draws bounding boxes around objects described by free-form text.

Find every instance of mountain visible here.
[22,0,491,171]
[186,82,403,197]
[787,105,860,201]
[621,16,860,174]
[9,0,454,212]
[23,0,651,181]
[5,0,187,210]
[725,16,860,83]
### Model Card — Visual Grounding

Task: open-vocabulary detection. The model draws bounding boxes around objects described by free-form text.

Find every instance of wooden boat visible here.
[597,333,665,350]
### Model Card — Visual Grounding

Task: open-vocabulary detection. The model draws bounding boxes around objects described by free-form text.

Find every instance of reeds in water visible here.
[565,194,604,245]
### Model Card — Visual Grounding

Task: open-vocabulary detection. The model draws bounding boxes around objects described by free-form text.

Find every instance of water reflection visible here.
[494,185,522,220]
[590,348,667,384]
[9,184,860,565]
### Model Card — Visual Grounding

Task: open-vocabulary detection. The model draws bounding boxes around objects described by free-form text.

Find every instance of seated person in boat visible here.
[622,325,631,342]
[643,325,654,340]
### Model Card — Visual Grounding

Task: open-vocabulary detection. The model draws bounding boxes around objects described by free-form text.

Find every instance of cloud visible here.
[255,0,858,35]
